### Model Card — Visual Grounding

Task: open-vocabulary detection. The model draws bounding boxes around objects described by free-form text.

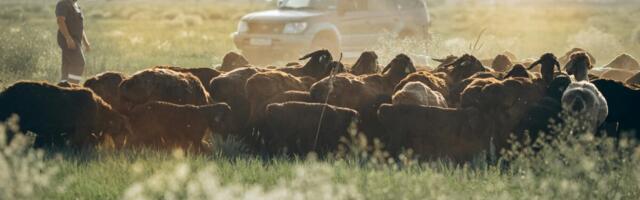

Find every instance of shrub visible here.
[0,116,65,200]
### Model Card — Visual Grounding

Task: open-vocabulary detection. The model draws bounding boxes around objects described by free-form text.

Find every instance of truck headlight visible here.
[283,22,308,34]
[237,21,249,33]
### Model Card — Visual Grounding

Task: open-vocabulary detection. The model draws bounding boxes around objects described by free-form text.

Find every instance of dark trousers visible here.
[60,40,85,84]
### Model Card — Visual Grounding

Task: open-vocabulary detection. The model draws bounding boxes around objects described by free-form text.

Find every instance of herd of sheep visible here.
[1,48,640,162]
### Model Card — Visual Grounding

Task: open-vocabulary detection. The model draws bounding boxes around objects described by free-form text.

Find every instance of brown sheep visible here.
[208,67,269,145]
[448,77,501,108]
[378,104,486,161]
[218,52,250,72]
[394,71,449,99]
[278,49,334,80]
[350,51,379,75]
[392,81,448,107]
[127,101,232,151]
[267,90,312,104]
[460,77,544,111]
[602,53,640,71]
[154,66,221,90]
[245,71,308,125]
[310,54,416,141]
[559,48,596,66]
[626,72,640,85]
[83,72,128,113]
[119,68,210,112]
[599,69,638,82]
[441,54,492,85]
[378,78,544,161]
[505,64,532,79]
[0,81,131,149]
[528,53,561,84]
[262,102,358,155]
[565,52,593,81]
[57,81,81,88]
[490,54,514,72]
[431,55,459,73]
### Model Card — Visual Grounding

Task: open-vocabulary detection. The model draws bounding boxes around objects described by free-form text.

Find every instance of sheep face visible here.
[505,64,530,79]
[491,54,513,72]
[382,54,417,78]
[562,81,609,130]
[447,54,488,84]
[351,51,379,75]
[220,52,250,71]
[202,103,233,135]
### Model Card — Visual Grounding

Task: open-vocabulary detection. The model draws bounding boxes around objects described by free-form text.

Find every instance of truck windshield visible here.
[277,0,335,10]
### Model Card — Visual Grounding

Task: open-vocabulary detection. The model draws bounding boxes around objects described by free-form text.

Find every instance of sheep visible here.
[460,77,544,112]
[565,52,593,81]
[350,51,379,75]
[244,71,308,125]
[310,54,416,140]
[261,102,358,155]
[448,77,501,108]
[591,79,640,138]
[57,81,81,88]
[378,104,501,162]
[154,66,221,90]
[127,101,232,151]
[378,77,544,160]
[561,81,608,132]
[528,53,561,84]
[392,81,448,107]
[394,71,449,100]
[505,64,532,79]
[431,55,459,72]
[559,48,596,66]
[602,53,640,71]
[490,54,514,72]
[0,81,131,149]
[626,72,640,85]
[83,72,127,113]
[119,68,210,112]
[266,90,312,104]
[599,69,638,82]
[208,67,270,145]
[218,52,250,72]
[514,75,572,142]
[278,49,334,80]
[441,54,492,85]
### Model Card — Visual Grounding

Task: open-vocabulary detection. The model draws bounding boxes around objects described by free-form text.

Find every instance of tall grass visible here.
[0,114,634,200]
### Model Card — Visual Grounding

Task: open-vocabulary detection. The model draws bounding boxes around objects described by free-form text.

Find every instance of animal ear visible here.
[382,62,392,74]
[299,51,318,60]
[528,60,540,70]
[432,57,447,63]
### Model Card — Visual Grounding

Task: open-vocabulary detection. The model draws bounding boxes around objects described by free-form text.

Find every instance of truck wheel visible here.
[310,32,340,59]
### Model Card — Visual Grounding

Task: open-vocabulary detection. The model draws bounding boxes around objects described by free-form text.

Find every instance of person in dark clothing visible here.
[56,0,90,84]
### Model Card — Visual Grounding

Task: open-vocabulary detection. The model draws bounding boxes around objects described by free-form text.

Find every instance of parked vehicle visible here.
[232,0,431,63]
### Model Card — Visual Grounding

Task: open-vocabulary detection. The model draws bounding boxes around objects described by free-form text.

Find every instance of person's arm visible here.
[82,30,90,52]
[57,16,77,49]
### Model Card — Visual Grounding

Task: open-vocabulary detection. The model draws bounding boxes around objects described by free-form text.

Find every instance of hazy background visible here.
[1,0,639,85]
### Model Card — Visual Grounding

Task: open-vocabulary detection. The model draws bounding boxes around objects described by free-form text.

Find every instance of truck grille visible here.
[248,22,284,34]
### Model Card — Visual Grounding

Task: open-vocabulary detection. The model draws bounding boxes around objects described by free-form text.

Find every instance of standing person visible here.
[56,0,90,84]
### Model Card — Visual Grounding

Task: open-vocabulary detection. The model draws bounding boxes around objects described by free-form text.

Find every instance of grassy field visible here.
[2,1,640,199]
